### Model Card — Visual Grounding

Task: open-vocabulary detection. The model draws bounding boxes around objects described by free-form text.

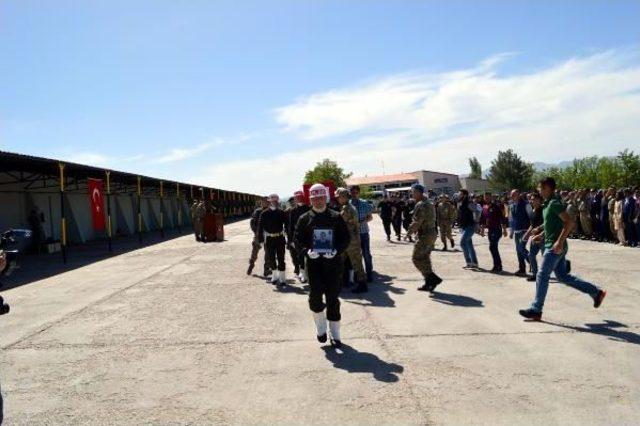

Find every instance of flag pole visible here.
[159,180,165,238]
[59,163,67,264]
[106,170,113,252]
[176,182,182,233]
[137,176,142,243]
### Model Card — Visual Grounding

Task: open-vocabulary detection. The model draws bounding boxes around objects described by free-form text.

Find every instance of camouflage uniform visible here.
[578,196,592,237]
[607,195,616,239]
[436,198,456,248]
[565,197,579,237]
[248,206,268,275]
[339,202,366,283]
[409,198,438,277]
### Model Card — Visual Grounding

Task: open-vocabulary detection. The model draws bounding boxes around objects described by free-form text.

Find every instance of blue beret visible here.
[411,183,425,193]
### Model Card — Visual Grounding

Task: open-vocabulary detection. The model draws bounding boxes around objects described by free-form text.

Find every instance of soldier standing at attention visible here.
[565,192,579,238]
[190,199,200,241]
[335,187,368,293]
[194,200,206,242]
[378,194,393,242]
[295,184,350,347]
[578,190,593,239]
[247,197,268,276]
[407,184,443,292]
[258,194,288,287]
[436,195,456,251]
[287,190,311,282]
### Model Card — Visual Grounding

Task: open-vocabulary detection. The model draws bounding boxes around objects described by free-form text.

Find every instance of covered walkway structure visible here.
[0,151,260,263]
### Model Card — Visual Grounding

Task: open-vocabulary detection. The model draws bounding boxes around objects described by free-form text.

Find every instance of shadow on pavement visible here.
[1,229,190,291]
[341,272,404,308]
[429,291,484,307]
[544,320,640,345]
[322,343,404,383]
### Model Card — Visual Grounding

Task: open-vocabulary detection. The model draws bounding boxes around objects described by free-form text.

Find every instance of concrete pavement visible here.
[1,218,639,425]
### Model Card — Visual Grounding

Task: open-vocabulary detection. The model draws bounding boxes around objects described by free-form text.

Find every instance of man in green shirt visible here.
[519,177,607,321]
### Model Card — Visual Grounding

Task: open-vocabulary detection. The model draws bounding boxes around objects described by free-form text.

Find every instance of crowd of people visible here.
[242,178,618,348]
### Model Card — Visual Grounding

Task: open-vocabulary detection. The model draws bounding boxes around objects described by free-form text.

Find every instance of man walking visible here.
[480,192,507,273]
[349,185,374,282]
[295,184,350,347]
[247,197,268,276]
[258,194,288,287]
[288,190,311,282]
[392,195,404,241]
[509,189,531,276]
[407,184,442,292]
[519,177,606,321]
[436,195,456,251]
[378,194,393,241]
[335,188,368,292]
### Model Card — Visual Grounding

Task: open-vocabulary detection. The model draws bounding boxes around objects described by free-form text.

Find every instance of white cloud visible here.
[196,48,640,196]
[150,135,253,164]
[151,143,215,164]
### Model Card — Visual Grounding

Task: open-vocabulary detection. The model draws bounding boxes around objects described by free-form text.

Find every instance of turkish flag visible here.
[88,178,106,231]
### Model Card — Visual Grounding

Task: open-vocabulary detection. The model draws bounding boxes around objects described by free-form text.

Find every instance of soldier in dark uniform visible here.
[295,183,350,347]
[287,190,311,282]
[392,195,404,241]
[247,197,268,276]
[378,195,393,241]
[258,194,288,287]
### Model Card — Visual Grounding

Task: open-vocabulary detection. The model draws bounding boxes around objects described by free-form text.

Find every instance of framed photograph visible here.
[313,228,333,254]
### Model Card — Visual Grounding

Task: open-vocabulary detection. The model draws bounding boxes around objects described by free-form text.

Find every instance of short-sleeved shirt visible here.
[542,196,567,251]
[350,198,374,234]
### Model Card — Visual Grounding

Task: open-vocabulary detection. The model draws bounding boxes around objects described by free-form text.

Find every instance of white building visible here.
[346,170,461,195]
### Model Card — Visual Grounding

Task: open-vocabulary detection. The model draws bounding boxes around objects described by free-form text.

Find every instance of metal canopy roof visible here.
[0,150,257,198]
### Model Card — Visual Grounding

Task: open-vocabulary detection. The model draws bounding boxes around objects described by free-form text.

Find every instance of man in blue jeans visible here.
[519,177,607,321]
[509,189,531,277]
[349,185,374,292]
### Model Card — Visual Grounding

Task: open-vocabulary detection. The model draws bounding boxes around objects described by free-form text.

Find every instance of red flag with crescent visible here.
[88,178,106,231]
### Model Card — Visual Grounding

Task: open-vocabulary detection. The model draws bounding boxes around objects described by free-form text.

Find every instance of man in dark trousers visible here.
[480,192,507,273]
[392,195,405,241]
[258,194,288,287]
[378,194,393,241]
[247,197,268,276]
[287,190,311,282]
[295,183,350,348]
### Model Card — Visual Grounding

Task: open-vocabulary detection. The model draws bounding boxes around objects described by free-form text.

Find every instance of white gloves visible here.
[323,250,337,259]
[307,249,337,259]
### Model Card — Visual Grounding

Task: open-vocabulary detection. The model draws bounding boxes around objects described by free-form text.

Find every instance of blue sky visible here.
[1,0,639,195]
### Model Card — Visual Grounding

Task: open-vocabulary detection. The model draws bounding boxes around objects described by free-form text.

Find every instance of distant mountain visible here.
[533,161,573,171]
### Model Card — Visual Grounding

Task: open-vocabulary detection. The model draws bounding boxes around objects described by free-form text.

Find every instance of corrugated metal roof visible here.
[346,172,419,186]
[0,150,258,197]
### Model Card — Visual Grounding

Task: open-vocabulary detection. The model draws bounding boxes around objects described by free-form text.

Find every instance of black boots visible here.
[352,281,368,293]
[246,262,254,275]
[519,308,542,321]
[418,273,443,292]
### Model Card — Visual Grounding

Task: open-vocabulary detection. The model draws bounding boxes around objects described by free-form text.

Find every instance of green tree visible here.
[487,149,534,192]
[469,157,482,179]
[303,159,352,188]
[617,149,640,187]
[358,185,375,200]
